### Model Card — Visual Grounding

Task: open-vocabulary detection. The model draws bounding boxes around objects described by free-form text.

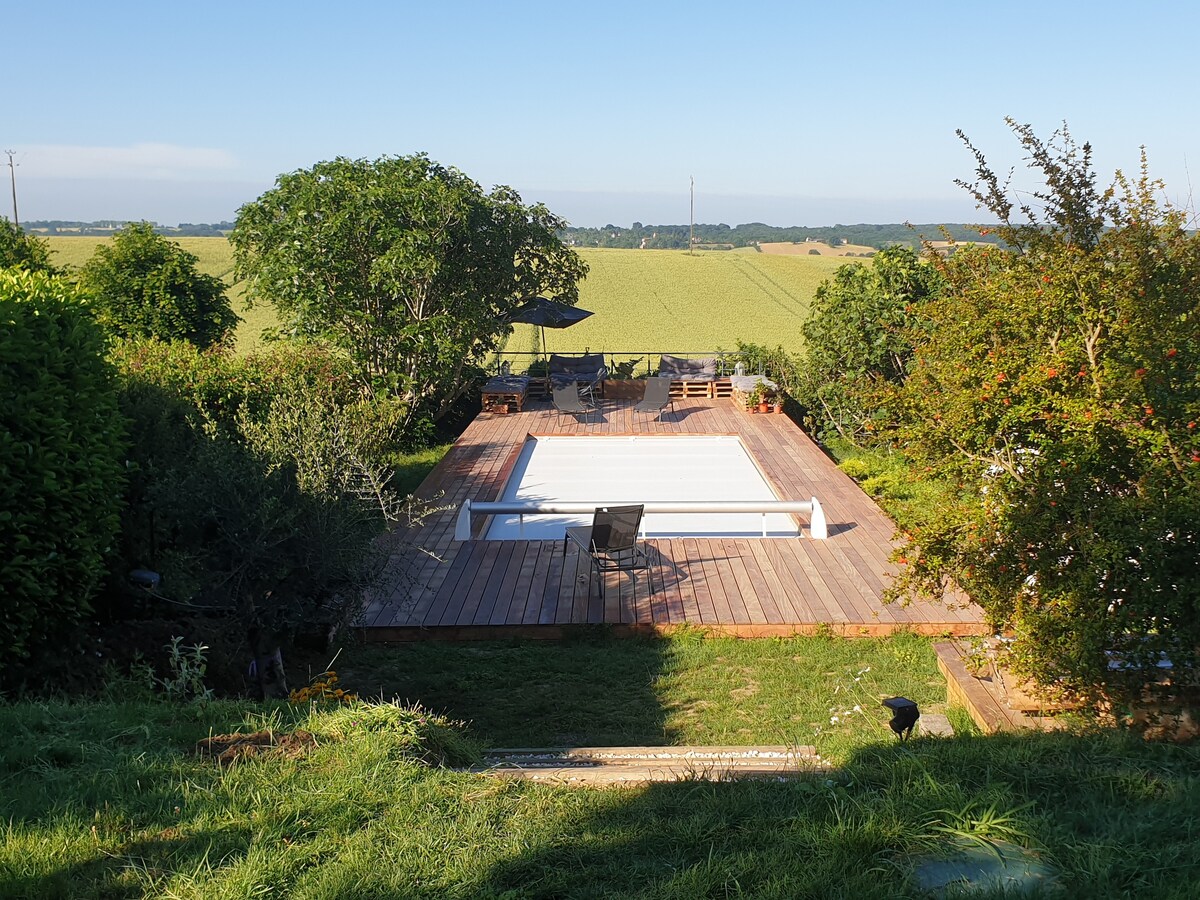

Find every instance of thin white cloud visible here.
[18,143,238,180]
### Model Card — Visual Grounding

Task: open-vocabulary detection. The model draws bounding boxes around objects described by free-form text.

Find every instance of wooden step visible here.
[468,745,827,785]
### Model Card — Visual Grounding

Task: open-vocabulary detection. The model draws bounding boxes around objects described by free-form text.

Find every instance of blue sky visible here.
[8,1,1198,227]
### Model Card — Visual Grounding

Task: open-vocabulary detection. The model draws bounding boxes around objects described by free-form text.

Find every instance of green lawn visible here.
[338,631,946,758]
[4,633,1199,898]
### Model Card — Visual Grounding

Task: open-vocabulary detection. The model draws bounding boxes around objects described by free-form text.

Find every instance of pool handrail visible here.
[455,497,827,541]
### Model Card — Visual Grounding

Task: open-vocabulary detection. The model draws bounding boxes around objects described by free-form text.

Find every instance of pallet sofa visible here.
[549,353,608,399]
[657,354,732,399]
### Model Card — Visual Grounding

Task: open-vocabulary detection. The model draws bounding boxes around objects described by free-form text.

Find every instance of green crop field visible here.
[516,248,844,359]
[46,238,847,357]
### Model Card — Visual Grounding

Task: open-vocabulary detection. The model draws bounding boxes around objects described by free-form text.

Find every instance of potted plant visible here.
[747,382,764,412]
[772,397,784,415]
[756,385,771,414]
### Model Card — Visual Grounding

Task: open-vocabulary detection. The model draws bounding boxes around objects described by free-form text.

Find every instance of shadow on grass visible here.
[4,827,254,900]
[465,730,1200,898]
[345,631,676,746]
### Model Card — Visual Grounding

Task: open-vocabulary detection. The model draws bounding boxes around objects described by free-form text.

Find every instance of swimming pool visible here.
[483,435,799,539]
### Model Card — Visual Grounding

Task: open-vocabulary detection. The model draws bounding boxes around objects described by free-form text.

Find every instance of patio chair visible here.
[634,376,674,419]
[552,383,599,422]
[563,505,650,599]
[549,353,608,401]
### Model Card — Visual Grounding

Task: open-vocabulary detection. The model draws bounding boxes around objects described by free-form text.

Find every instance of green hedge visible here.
[0,269,126,665]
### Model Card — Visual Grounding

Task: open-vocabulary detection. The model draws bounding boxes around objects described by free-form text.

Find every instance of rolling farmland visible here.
[532,248,842,356]
[45,238,847,355]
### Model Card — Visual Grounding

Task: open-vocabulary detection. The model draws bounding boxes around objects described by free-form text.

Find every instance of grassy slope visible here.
[47,238,844,357]
[3,634,1198,899]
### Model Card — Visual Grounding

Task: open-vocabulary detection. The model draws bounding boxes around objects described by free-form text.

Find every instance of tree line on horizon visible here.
[559,221,1006,250]
[19,218,1005,249]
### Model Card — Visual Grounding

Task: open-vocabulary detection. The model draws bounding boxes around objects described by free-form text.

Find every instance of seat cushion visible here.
[483,374,530,392]
[659,354,718,379]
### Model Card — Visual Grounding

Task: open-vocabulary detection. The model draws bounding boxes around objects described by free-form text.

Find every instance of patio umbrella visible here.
[507,296,594,370]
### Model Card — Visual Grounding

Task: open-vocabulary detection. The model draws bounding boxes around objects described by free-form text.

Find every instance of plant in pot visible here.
[747,383,764,413]
[772,396,784,415]
[757,387,772,414]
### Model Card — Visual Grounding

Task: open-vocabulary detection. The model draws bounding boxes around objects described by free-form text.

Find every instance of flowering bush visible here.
[887,122,1200,706]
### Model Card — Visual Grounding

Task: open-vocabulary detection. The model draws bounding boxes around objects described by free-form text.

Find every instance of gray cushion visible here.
[730,374,777,393]
[659,354,718,378]
[484,375,530,392]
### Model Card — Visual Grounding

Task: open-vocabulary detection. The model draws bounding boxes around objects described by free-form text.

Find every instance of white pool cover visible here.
[484,435,797,539]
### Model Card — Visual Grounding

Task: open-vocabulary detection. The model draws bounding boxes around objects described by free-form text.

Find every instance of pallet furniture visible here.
[549,353,608,399]
[481,375,531,412]
[730,374,778,411]
[659,353,722,398]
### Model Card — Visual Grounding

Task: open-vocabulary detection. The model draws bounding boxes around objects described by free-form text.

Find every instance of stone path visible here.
[467,745,829,785]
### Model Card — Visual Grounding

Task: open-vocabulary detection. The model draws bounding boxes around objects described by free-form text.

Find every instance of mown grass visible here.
[3,648,1198,898]
[338,631,943,760]
[47,238,843,359]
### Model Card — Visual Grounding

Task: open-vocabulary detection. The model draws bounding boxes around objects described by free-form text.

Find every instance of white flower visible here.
[853,705,862,713]
[830,716,840,724]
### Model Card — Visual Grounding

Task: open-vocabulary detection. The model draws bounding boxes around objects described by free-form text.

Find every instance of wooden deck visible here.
[363,395,985,640]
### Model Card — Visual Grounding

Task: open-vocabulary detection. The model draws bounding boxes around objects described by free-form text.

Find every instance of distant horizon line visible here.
[18,217,992,232]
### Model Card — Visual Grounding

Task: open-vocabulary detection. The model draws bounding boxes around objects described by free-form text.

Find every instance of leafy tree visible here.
[79,222,238,349]
[0,270,126,673]
[889,121,1200,706]
[795,245,943,441]
[0,218,56,272]
[231,155,588,426]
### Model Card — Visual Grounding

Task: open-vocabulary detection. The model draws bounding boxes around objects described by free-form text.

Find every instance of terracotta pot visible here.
[758,402,770,413]
[773,403,783,415]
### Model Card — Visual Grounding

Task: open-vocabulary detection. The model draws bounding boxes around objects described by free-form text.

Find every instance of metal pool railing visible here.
[455,498,828,540]
[489,350,741,379]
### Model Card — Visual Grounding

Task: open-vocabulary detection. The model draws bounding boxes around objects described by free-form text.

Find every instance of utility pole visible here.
[4,151,17,226]
[689,176,694,256]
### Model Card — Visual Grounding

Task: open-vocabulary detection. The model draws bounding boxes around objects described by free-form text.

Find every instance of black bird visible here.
[882,697,920,741]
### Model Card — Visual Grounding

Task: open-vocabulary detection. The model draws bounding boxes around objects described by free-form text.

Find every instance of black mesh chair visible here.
[552,383,599,422]
[634,376,674,420]
[564,505,650,599]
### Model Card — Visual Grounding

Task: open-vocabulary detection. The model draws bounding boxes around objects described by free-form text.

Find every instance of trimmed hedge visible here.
[0,269,126,664]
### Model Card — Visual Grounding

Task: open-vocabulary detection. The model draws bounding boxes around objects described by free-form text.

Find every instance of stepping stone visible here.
[913,839,1060,896]
[467,745,827,785]
[920,713,954,737]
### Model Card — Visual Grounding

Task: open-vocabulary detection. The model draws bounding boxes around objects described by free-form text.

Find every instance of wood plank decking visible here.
[363,395,986,640]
